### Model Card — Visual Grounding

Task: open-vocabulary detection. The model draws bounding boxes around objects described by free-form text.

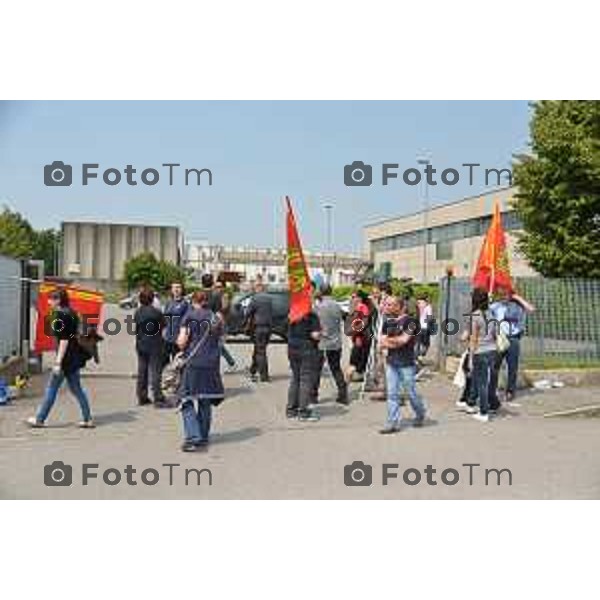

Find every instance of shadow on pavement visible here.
[211,426,262,445]
[94,410,139,426]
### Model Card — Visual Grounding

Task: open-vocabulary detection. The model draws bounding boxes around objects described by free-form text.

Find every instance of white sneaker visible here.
[26,416,46,428]
[455,401,468,411]
[471,413,490,423]
[466,405,478,414]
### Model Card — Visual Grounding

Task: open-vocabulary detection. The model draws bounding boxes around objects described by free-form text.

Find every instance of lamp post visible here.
[323,201,334,282]
[417,155,431,283]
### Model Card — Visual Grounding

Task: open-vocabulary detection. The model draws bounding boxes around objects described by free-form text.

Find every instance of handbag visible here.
[496,329,511,354]
[160,317,213,399]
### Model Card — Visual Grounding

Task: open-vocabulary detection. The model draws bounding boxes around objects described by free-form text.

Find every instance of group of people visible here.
[25,275,534,450]
[457,284,535,423]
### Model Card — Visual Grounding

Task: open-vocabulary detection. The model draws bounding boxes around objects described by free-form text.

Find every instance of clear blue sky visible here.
[0,101,531,253]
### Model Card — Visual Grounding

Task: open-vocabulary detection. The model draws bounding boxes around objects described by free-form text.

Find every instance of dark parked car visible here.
[226,289,289,341]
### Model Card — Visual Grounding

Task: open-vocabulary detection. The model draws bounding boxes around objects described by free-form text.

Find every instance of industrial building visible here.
[364,187,537,283]
[184,242,367,287]
[61,221,183,291]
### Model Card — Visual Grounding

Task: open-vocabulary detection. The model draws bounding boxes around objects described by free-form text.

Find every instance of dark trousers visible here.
[221,344,236,367]
[415,330,431,358]
[490,337,521,403]
[315,349,348,401]
[472,351,496,416]
[162,341,179,366]
[250,326,271,381]
[136,349,164,403]
[288,348,319,414]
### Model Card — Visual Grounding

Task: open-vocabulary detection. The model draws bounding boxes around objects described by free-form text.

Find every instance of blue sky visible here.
[0,101,531,253]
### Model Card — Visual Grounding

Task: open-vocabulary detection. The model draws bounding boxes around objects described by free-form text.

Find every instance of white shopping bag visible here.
[452,351,468,388]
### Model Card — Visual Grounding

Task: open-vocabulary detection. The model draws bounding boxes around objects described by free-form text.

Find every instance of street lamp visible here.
[417,154,431,283]
[323,201,334,282]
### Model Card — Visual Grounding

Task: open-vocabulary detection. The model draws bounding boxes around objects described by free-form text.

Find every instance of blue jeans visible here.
[473,351,496,416]
[490,337,521,401]
[37,370,92,423]
[385,363,426,427]
[181,398,212,444]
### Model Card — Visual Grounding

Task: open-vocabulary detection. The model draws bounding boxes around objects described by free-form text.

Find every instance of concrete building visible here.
[364,187,537,283]
[61,221,183,291]
[184,242,367,287]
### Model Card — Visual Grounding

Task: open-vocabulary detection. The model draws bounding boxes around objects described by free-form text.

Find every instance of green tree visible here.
[123,252,187,292]
[0,206,35,258]
[32,228,61,275]
[513,100,600,277]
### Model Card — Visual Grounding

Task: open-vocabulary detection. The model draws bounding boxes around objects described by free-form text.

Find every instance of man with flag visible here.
[472,200,535,410]
[285,197,322,421]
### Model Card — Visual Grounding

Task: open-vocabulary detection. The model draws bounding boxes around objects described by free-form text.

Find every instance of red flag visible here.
[472,200,514,293]
[286,196,312,322]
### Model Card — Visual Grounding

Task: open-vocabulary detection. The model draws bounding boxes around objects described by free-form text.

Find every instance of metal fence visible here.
[0,254,22,363]
[438,276,600,367]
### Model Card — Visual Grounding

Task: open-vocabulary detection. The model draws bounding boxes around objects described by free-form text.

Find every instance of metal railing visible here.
[438,276,600,368]
[0,255,22,363]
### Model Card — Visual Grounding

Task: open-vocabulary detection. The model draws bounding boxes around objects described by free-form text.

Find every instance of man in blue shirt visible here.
[162,281,190,364]
[489,285,535,407]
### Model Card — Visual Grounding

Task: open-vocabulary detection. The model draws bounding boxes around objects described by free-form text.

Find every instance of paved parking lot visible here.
[1,307,599,499]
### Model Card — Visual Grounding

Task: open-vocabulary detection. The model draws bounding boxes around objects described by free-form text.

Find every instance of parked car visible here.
[226,289,290,341]
[118,294,139,310]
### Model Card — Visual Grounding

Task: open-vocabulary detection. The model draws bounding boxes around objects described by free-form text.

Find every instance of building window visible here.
[435,241,453,261]
[371,210,521,255]
[379,262,392,279]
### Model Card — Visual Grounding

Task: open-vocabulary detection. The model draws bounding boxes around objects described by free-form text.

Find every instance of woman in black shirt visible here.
[27,289,94,428]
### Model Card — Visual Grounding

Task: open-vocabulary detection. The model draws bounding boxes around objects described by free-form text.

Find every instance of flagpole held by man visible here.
[285,197,322,421]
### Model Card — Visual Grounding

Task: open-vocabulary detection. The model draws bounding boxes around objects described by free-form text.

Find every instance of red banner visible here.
[286,196,312,323]
[472,201,514,293]
[34,283,104,354]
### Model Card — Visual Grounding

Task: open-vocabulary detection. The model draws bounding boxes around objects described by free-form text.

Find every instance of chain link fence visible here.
[438,276,600,368]
[0,254,22,363]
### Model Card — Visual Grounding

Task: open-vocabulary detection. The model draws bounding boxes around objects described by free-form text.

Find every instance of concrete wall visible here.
[61,222,182,291]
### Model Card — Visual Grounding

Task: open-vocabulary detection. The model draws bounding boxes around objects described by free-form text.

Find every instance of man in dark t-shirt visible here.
[287,311,321,421]
[134,288,166,406]
[379,296,427,434]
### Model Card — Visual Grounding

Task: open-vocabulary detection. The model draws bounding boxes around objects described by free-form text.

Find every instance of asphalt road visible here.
[1,306,599,499]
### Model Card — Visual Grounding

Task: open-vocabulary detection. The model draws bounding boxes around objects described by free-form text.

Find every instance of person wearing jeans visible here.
[36,370,92,424]
[462,288,498,423]
[384,363,426,429]
[489,286,535,406]
[176,291,224,452]
[27,288,94,429]
[379,296,427,434]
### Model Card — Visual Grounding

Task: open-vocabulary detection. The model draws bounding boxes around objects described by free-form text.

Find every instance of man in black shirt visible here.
[134,287,166,407]
[379,296,427,434]
[246,281,273,382]
[287,310,321,421]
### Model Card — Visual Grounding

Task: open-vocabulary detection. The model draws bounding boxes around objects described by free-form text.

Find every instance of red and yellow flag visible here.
[286,196,312,323]
[472,200,514,293]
